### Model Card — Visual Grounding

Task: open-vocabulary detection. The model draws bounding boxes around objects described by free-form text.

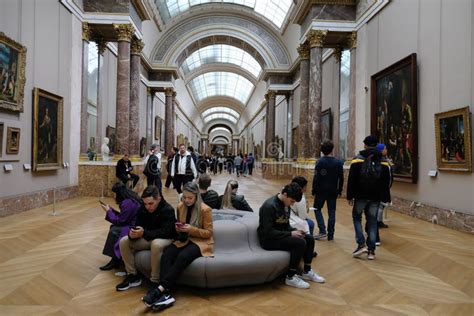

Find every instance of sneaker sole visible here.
[301,276,326,284]
[152,302,174,312]
[152,297,176,309]
[116,280,142,291]
[352,249,368,257]
[285,280,310,289]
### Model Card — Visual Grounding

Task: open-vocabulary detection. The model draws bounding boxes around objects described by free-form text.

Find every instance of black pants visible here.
[164,174,174,188]
[160,242,201,289]
[174,174,194,194]
[119,173,139,189]
[218,163,223,174]
[102,225,121,259]
[147,175,162,193]
[261,234,314,271]
[247,163,253,175]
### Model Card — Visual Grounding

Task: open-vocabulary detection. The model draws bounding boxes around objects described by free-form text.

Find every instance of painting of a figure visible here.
[371,53,418,183]
[0,32,26,112]
[321,109,332,141]
[435,107,472,172]
[33,88,63,171]
[6,127,20,154]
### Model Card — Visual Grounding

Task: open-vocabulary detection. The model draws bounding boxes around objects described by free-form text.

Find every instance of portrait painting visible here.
[0,122,3,157]
[32,88,63,171]
[0,32,26,112]
[6,126,20,154]
[106,125,116,154]
[154,116,162,141]
[321,108,332,141]
[435,106,472,172]
[371,53,418,183]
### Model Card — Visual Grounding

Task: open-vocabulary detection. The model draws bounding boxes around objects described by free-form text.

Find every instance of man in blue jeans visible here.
[346,135,391,260]
[312,140,344,241]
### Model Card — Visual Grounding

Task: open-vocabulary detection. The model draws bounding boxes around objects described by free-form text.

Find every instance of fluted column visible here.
[114,24,134,155]
[348,31,357,159]
[164,88,175,156]
[264,90,276,159]
[96,38,107,153]
[129,38,144,157]
[297,43,310,158]
[80,22,91,156]
[308,30,327,158]
[333,46,342,156]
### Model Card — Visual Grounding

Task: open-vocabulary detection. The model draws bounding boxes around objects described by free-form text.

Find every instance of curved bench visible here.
[135,209,289,288]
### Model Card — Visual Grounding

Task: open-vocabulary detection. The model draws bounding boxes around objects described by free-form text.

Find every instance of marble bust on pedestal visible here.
[101,137,110,161]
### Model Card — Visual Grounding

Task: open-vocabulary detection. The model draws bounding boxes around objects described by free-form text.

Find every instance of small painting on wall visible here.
[6,126,20,154]
[435,106,472,172]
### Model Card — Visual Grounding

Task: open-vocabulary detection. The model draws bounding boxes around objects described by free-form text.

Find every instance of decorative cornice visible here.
[312,0,357,5]
[264,90,276,102]
[297,42,310,59]
[333,47,343,63]
[165,87,174,97]
[349,31,357,50]
[82,22,92,42]
[131,38,145,55]
[113,24,135,42]
[308,30,328,48]
[96,38,108,56]
[172,91,177,98]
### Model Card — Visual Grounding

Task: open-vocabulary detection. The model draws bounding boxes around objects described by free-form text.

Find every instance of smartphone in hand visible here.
[175,222,185,228]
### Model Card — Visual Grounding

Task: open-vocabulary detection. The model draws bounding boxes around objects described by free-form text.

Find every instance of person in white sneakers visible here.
[257,182,325,289]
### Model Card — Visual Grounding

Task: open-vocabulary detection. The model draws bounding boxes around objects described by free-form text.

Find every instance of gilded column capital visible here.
[131,39,145,55]
[147,87,158,94]
[297,42,310,60]
[349,31,357,50]
[113,24,135,42]
[165,88,174,97]
[308,30,328,48]
[172,91,177,98]
[82,22,92,42]
[333,47,343,63]
[96,38,108,56]
[265,90,276,102]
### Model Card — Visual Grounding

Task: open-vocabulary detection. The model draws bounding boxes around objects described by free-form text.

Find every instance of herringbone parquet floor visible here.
[0,171,472,315]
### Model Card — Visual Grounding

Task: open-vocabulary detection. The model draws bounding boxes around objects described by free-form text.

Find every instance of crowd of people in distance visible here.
[100,136,392,311]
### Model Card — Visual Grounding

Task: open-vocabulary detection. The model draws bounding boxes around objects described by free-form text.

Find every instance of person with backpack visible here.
[347,135,391,260]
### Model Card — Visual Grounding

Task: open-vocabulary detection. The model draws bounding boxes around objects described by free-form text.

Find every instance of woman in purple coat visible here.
[99,183,142,270]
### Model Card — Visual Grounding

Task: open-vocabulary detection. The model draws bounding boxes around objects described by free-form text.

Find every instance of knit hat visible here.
[363,135,378,147]
[376,143,386,152]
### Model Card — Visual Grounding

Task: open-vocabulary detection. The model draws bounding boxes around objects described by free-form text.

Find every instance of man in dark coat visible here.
[116,153,139,189]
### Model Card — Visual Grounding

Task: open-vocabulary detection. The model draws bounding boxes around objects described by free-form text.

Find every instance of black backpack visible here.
[359,154,382,187]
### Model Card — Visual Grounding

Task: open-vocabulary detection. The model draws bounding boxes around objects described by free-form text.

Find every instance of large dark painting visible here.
[0,32,26,112]
[435,106,472,172]
[371,53,418,183]
[32,88,63,171]
[321,108,332,141]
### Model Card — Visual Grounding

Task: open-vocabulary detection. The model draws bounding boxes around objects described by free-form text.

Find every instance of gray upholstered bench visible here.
[135,209,290,288]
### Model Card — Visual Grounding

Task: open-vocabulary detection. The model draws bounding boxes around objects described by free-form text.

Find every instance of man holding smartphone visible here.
[257,182,325,289]
[116,186,176,291]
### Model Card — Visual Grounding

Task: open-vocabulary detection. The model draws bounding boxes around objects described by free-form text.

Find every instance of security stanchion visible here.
[48,187,61,216]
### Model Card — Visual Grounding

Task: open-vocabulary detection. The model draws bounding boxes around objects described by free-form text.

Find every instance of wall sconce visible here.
[364,86,369,93]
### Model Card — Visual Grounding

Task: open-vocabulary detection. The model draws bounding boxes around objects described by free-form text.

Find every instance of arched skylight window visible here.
[188,72,254,104]
[202,107,240,119]
[209,126,232,134]
[203,113,238,124]
[156,0,293,28]
[181,45,262,78]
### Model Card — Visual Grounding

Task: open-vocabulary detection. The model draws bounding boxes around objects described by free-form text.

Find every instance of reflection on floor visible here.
[0,171,472,315]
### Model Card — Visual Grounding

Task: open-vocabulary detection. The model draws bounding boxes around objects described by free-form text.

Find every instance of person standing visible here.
[144,145,162,192]
[247,153,254,175]
[347,136,391,260]
[116,153,140,189]
[171,144,197,194]
[164,147,178,189]
[234,154,243,177]
[312,141,344,241]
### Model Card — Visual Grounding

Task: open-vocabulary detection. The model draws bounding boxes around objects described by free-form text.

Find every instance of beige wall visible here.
[357,0,474,215]
[0,0,82,198]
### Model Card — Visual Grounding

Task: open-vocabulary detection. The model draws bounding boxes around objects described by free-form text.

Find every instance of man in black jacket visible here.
[117,186,176,291]
[198,174,220,209]
[171,144,197,194]
[116,153,139,189]
[164,147,177,189]
[347,135,391,260]
[144,145,162,192]
[258,183,325,289]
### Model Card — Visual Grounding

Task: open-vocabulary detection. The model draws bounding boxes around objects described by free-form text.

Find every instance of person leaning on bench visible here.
[258,182,325,289]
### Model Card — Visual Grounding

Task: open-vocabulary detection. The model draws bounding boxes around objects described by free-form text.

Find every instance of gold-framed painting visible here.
[32,88,63,171]
[434,106,472,172]
[154,116,162,141]
[0,32,27,112]
[6,126,20,154]
[0,122,3,157]
[176,133,185,147]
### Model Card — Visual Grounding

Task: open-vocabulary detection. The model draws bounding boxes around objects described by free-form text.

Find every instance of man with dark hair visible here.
[312,140,344,241]
[116,153,140,189]
[164,147,178,189]
[258,182,325,289]
[198,173,220,209]
[116,186,176,292]
[144,145,162,192]
[347,135,391,260]
[171,144,197,194]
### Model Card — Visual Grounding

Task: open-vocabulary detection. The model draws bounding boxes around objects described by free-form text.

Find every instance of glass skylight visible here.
[203,113,238,124]
[157,0,293,28]
[202,106,240,118]
[181,45,262,78]
[188,72,254,104]
[209,126,232,134]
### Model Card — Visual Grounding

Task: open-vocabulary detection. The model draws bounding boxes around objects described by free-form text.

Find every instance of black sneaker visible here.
[116,274,141,291]
[142,286,162,307]
[378,222,389,228]
[151,292,176,311]
[327,235,334,241]
[352,244,368,258]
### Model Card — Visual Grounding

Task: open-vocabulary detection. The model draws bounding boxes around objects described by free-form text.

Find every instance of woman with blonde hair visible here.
[142,182,213,311]
[219,180,253,212]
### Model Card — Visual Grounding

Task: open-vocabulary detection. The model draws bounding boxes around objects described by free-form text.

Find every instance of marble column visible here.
[308,30,327,158]
[113,24,134,155]
[348,31,357,159]
[146,88,155,149]
[332,46,342,157]
[171,91,176,146]
[264,90,276,159]
[96,38,107,153]
[80,22,91,156]
[164,88,174,156]
[297,42,310,158]
[129,38,144,157]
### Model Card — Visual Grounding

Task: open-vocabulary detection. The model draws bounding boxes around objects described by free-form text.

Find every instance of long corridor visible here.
[0,172,472,315]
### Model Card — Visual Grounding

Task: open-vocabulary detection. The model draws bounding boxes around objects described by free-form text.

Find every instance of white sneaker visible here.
[285,275,310,289]
[301,270,325,283]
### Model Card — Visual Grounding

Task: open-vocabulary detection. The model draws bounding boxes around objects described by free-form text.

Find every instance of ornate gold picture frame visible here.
[154,116,162,141]
[6,126,20,154]
[435,106,472,172]
[0,32,27,112]
[32,88,63,171]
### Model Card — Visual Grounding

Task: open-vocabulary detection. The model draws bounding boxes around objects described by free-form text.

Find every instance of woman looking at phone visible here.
[142,182,213,311]
[99,183,141,270]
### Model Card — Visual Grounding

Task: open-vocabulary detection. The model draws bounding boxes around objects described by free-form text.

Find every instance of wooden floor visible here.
[0,171,473,315]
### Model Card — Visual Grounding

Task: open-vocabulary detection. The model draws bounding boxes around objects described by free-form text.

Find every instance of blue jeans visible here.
[313,196,337,237]
[306,218,315,235]
[352,199,379,251]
